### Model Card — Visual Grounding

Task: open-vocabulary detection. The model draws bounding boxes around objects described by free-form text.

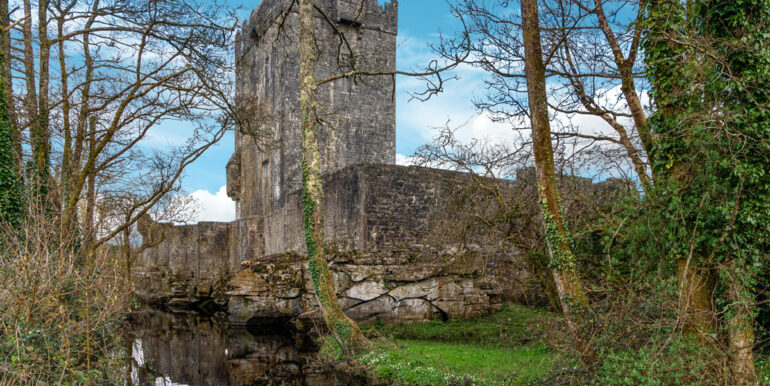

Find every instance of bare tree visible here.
[6,0,238,253]
[296,0,370,352]
[521,0,592,361]
[440,0,652,191]
[290,0,466,353]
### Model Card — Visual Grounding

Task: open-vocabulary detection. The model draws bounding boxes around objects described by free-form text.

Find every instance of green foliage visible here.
[0,211,128,383]
[579,1,770,381]
[756,354,770,384]
[539,194,577,272]
[0,317,126,384]
[593,338,711,385]
[301,158,319,261]
[649,1,770,244]
[577,190,734,382]
[641,0,770,322]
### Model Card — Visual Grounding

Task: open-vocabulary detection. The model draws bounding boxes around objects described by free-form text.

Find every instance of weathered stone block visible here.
[343,280,388,302]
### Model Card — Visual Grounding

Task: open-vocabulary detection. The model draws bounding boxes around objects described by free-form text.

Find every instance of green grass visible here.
[359,340,553,385]
[355,303,560,385]
[364,303,552,348]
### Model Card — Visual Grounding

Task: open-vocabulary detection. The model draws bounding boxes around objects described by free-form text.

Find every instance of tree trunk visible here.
[123,225,132,286]
[723,261,756,385]
[83,116,97,255]
[0,14,20,227]
[644,0,718,346]
[36,0,51,196]
[297,0,368,354]
[21,0,38,170]
[0,0,19,177]
[676,256,716,339]
[521,0,591,358]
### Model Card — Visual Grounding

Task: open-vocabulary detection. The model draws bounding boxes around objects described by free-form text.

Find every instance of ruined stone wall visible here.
[229,0,397,218]
[133,221,237,305]
[257,163,520,256]
[258,164,366,257]
[133,163,627,323]
[134,164,523,322]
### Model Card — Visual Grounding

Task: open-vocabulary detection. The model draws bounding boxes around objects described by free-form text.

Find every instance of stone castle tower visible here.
[227,0,399,219]
[132,0,617,326]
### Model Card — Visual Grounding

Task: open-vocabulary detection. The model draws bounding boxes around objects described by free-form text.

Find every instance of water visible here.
[127,309,365,386]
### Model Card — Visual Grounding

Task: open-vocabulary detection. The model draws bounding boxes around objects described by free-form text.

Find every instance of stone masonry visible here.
[132,0,621,327]
[229,0,397,219]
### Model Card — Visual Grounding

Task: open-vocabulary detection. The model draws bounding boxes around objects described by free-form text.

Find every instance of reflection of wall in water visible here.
[129,310,345,386]
[130,311,229,385]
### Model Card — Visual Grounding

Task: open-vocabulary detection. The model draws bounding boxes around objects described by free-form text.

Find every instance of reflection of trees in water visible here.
[126,310,345,386]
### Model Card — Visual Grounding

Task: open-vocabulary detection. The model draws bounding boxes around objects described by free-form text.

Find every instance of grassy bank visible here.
[354,303,565,385]
[323,303,770,385]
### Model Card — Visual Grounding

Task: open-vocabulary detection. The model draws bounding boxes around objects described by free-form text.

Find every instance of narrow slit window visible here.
[262,160,269,180]
[261,160,270,208]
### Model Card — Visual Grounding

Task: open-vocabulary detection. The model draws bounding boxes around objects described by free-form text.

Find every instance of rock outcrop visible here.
[227,249,502,327]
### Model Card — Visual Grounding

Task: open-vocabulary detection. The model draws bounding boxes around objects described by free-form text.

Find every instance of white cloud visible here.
[189,185,236,223]
[396,153,416,165]
[397,63,497,147]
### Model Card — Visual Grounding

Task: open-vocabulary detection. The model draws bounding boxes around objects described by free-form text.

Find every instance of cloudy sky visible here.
[180,0,502,223]
[173,0,644,223]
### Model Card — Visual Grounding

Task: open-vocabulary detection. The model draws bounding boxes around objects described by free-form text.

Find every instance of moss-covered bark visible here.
[298,0,368,355]
[723,260,756,385]
[520,0,589,358]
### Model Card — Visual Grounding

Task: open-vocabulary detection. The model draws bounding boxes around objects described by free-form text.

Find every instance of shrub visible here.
[0,205,129,383]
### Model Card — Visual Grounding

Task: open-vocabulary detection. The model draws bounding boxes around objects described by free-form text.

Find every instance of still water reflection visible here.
[127,309,361,386]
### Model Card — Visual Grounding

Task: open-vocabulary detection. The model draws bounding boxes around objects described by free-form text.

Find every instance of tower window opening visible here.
[341,77,353,93]
[261,160,270,209]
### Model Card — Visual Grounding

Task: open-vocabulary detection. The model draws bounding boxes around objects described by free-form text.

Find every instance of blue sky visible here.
[180,0,503,221]
[171,0,644,222]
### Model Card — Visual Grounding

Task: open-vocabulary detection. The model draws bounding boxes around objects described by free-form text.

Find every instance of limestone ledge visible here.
[227,251,503,327]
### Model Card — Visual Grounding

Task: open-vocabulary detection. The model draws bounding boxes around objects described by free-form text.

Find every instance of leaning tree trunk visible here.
[297,0,368,355]
[521,0,591,358]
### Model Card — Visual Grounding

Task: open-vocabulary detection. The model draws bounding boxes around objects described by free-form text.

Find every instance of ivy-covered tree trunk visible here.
[643,0,718,343]
[0,134,19,227]
[644,0,768,382]
[0,0,19,178]
[521,0,589,357]
[297,0,368,355]
[0,22,21,228]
